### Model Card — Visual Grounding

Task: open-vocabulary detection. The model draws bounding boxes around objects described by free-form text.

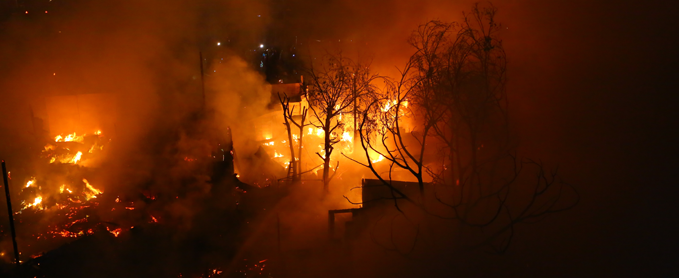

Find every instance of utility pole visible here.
[2,161,20,265]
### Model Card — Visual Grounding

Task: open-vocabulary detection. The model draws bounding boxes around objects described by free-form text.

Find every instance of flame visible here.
[82,179,103,200]
[263,132,272,140]
[341,131,353,142]
[49,151,84,164]
[95,130,102,135]
[55,132,84,143]
[381,100,397,112]
[371,155,384,163]
[107,227,122,237]
[308,127,313,135]
[21,196,43,211]
[274,151,284,158]
[58,184,74,194]
[316,128,324,137]
[31,196,43,207]
[26,178,36,188]
[70,151,82,164]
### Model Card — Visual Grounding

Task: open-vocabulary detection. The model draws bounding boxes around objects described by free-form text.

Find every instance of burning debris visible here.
[0,130,152,263]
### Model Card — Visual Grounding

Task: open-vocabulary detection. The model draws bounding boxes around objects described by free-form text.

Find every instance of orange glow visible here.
[25,178,36,188]
[21,196,43,211]
[55,132,85,143]
[107,227,122,237]
[83,179,103,200]
[71,151,83,164]
[341,131,352,143]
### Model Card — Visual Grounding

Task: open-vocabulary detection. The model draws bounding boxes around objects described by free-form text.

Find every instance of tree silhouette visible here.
[348,3,579,253]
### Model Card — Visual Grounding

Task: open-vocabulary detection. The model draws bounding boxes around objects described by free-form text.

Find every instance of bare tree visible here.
[348,3,579,253]
[347,60,380,147]
[278,93,308,181]
[306,53,378,193]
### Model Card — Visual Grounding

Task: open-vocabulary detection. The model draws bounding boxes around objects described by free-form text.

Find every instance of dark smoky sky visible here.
[1,0,678,275]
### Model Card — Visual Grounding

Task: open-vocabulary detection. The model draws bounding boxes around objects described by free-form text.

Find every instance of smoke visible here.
[0,0,276,273]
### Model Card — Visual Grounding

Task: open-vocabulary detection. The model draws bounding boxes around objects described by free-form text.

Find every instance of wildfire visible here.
[55,132,85,143]
[26,178,36,188]
[27,196,43,209]
[341,131,353,142]
[106,227,122,237]
[381,100,397,112]
[83,179,103,200]
[71,151,83,164]
[48,131,106,164]
[59,184,73,194]
[49,150,84,164]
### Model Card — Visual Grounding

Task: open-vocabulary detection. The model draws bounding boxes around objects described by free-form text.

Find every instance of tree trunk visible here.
[282,110,297,181]
[322,109,332,193]
[285,121,296,181]
[297,113,306,179]
[353,87,358,149]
